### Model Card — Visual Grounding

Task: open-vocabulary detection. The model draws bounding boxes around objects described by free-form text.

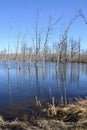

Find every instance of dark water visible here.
[0,61,87,118]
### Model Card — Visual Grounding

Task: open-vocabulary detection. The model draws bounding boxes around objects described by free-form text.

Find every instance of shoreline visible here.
[0,98,87,130]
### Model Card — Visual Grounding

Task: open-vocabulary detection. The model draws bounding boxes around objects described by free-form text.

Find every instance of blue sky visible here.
[0,0,87,52]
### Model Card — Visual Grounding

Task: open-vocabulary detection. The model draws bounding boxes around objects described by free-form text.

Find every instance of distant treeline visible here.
[0,49,87,63]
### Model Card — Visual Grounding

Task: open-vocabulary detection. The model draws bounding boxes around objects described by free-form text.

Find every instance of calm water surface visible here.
[0,61,87,118]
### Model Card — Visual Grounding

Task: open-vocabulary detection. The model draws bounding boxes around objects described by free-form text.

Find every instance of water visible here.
[0,61,87,118]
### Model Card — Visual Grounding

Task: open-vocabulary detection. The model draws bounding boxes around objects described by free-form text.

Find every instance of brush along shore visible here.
[0,98,87,130]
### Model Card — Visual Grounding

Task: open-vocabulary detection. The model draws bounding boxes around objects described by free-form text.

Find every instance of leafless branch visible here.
[78,9,87,24]
[63,14,78,37]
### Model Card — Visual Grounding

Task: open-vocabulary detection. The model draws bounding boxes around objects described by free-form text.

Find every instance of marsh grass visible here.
[0,99,87,129]
[43,98,87,121]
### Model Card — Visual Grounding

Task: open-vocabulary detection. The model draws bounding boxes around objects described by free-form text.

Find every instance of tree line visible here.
[0,10,87,65]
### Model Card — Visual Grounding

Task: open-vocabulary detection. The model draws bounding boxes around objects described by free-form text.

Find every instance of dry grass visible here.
[42,98,87,122]
[0,99,87,129]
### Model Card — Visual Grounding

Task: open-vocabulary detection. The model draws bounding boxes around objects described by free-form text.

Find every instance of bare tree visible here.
[26,47,33,70]
[78,38,81,62]
[59,14,78,63]
[20,32,28,61]
[34,11,42,67]
[32,12,62,67]
[70,38,81,62]
[15,33,21,60]
[43,14,62,65]
[21,41,27,61]
[8,25,13,69]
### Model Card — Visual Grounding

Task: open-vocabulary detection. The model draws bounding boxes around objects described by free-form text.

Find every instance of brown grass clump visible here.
[43,99,87,123]
[46,103,57,116]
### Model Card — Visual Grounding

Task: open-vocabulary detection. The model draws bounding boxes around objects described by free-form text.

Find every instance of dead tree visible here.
[58,10,87,63]
[43,15,53,62]
[58,35,68,63]
[8,25,13,69]
[70,38,81,62]
[15,33,21,69]
[34,12,42,67]
[15,33,20,60]
[70,39,78,62]
[26,47,33,70]
[20,32,28,62]
[42,14,62,67]
[58,14,78,63]
[34,12,62,67]
[78,38,81,62]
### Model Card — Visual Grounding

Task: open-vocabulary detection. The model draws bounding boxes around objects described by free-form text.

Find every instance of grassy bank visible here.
[0,98,87,130]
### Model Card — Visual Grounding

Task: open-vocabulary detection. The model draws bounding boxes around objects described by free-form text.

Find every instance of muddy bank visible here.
[0,98,87,130]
